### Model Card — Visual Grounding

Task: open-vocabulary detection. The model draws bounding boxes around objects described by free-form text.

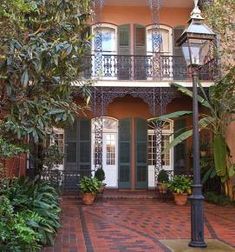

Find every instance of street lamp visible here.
[177,0,216,248]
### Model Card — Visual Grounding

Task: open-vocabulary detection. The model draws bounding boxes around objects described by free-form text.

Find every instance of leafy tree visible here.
[203,0,235,73]
[0,1,92,173]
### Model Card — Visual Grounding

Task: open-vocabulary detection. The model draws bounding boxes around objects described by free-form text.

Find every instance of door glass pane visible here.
[106,134,115,165]
[148,134,170,166]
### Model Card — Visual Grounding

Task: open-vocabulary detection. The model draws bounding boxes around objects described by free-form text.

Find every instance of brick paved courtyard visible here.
[43,196,235,252]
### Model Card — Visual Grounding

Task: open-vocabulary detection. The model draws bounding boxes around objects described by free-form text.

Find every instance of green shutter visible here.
[64,119,79,190]
[118,24,131,80]
[64,118,91,190]
[118,24,130,55]
[174,119,186,175]
[119,118,131,188]
[173,26,184,56]
[65,119,78,170]
[79,119,91,178]
[134,24,146,80]
[173,26,186,80]
[134,24,146,55]
[135,118,148,189]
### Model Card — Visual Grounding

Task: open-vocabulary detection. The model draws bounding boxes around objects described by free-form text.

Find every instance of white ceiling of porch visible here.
[104,0,193,8]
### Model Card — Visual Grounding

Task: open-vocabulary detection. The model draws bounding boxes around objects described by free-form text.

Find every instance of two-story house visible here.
[51,0,217,191]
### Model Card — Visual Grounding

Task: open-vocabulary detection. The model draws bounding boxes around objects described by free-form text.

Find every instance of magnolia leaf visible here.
[21,69,29,87]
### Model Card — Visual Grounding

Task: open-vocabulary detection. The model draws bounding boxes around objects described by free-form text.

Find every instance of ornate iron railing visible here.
[40,169,91,191]
[82,54,217,81]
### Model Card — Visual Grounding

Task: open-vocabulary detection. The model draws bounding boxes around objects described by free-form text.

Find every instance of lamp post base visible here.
[189,240,207,248]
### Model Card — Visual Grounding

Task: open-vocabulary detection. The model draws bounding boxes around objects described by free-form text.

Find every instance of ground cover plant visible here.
[0,177,61,251]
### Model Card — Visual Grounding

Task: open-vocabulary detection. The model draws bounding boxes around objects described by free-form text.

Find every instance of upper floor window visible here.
[146,25,173,54]
[92,24,117,53]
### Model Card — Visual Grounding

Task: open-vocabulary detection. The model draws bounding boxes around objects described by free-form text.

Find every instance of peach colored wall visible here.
[99,6,191,27]
[76,95,193,120]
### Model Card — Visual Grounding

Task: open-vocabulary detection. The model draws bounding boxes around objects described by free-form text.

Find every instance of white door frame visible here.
[147,119,174,188]
[91,117,119,188]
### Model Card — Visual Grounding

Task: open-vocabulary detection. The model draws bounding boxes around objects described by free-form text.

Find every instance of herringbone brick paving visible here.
[43,195,235,252]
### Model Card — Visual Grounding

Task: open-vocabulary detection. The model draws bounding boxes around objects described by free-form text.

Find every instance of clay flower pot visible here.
[173,193,188,206]
[82,193,96,205]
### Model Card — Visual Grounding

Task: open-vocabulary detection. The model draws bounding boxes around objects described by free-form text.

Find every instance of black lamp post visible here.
[177,0,216,248]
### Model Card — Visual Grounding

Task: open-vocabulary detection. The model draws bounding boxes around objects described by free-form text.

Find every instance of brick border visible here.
[80,207,94,252]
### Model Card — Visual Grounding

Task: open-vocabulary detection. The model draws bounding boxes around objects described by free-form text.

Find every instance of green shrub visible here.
[80,176,102,194]
[0,177,61,250]
[0,196,41,252]
[168,175,192,194]
[205,191,235,206]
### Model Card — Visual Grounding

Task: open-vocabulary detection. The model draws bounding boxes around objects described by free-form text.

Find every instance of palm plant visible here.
[149,68,235,197]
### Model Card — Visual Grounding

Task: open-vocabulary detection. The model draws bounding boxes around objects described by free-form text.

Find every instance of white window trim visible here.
[146,24,173,55]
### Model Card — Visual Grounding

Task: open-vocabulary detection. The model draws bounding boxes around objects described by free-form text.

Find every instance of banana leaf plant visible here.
[148,69,235,191]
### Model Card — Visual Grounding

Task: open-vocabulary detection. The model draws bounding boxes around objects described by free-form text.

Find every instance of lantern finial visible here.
[191,0,203,20]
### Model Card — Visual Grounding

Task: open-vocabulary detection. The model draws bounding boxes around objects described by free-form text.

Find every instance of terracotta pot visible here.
[82,193,96,205]
[173,193,188,206]
[158,183,168,194]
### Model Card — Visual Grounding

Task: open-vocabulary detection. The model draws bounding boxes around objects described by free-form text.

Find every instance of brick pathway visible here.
[43,197,235,252]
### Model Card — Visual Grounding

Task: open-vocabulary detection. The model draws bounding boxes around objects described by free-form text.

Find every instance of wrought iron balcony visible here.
[82,53,217,82]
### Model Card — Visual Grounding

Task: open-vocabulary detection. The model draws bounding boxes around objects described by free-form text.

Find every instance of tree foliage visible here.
[203,0,235,73]
[0,0,92,149]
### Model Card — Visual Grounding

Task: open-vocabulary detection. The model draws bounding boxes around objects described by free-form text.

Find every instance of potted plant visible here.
[157,170,169,194]
[168,175,192,205]
[80,176,102,205]
[94,167,106,193]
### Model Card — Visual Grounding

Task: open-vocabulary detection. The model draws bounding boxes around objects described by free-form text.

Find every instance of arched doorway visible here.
[92,117,119,188]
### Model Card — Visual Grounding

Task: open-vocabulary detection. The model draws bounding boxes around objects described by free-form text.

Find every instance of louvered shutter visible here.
[134,24,146,80]
[118,24,131,80]
[79,119,91,178]
[118,118,131,188]
[174,119,186,175]
[135,118,148,189]
[173,26,187,80]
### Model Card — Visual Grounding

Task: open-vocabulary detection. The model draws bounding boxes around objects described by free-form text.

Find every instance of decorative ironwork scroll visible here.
[93,88,104,170]
[93,0,105,170]
[91,87,179,117]
[154,121,163,183]
[93,0,105,76]
[149,0,162,80]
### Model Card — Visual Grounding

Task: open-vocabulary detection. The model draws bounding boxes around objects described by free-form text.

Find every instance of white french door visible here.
[102,132,118,187]
[92,117,118,188]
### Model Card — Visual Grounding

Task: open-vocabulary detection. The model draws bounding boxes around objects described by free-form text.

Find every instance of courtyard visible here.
[43,195,235,252]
